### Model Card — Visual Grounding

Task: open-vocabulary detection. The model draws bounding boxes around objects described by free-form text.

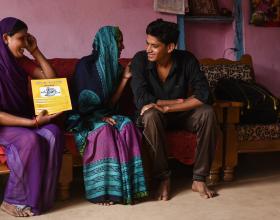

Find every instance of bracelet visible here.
[34,117,39,128]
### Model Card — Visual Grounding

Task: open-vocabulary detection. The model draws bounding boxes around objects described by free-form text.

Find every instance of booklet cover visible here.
[31,78,72,115]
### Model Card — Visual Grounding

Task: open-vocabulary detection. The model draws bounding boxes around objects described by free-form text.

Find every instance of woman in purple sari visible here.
[0,17,63,217]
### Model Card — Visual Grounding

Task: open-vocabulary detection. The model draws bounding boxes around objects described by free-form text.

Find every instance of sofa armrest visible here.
[214,100,243,108]
[0,163,10,174]
[213,100,243,124]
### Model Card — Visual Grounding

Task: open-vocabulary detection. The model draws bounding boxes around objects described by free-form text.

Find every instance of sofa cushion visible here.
[167,131,196,164]
[237,123,280,141]
[49,58,79,80]
[201,64,253,91]
[0,146,6,164]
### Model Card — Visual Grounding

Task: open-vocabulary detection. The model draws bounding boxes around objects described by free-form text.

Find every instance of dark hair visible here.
[146,19,179,45]
[7,19,28,36]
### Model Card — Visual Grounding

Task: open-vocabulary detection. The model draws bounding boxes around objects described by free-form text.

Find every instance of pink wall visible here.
[185,0,280,97]
[242,1,280,97]
[2,1,279,96]
[185,22,234,59]
[185,0,235,59]
[1,0,176,58]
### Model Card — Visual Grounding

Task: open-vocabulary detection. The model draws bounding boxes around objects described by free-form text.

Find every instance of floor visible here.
[1,153,280,220]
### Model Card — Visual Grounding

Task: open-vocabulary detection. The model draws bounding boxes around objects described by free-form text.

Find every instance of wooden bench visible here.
[200,54,280,181]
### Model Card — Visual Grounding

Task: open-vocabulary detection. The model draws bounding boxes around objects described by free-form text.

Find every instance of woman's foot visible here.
[192,181,217,199]
[97,201,114,206]
[155,178,170,201]
[0,201,34,217]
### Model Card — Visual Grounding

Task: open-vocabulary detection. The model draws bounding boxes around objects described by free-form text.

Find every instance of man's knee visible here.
[197,105,216,122]
[142,108,164,126]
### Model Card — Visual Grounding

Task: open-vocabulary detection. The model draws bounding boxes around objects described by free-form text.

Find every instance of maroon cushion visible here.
[0,145,7,164]
[64,132,80,157]
[167,131,196,165]
[119,58,131,67]
[49,58,79,80]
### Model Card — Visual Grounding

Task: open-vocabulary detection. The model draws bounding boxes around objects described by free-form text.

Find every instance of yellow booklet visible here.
[31,78,72,115]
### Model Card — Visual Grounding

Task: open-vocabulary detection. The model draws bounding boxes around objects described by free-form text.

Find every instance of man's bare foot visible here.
[0,201,34,217]
[156,178,170,201]
[192,181,217,199]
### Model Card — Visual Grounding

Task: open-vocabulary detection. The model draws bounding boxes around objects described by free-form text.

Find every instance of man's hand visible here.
[156,98,184,106]
[102,116,117,126]
[154,105,170,113]
[140,103,156,115]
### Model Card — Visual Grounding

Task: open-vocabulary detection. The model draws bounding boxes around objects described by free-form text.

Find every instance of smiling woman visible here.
[0,17,64,217]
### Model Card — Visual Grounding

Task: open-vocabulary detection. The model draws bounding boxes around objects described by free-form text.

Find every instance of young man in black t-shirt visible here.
[131,19,218,200]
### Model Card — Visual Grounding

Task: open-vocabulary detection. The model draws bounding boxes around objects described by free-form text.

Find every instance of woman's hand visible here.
[102,116,117,126]
[35,110,62,127]
[122,62,132,79]
[25,33,38,54]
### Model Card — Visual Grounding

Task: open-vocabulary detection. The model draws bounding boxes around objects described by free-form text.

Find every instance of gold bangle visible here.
[33,117,39,128]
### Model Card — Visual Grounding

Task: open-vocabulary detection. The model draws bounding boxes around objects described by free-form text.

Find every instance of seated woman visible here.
[67,26,147,205]
[0,17,64,217]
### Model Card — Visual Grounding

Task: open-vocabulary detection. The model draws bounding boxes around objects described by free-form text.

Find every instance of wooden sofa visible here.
[2,56,244,200]
[200,54,280,181]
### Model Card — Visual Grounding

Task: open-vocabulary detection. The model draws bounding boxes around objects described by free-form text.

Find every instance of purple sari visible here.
[0,17,63,215]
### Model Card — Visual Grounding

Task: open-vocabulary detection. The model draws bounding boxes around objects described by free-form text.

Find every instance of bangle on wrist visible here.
[33,117,39,128]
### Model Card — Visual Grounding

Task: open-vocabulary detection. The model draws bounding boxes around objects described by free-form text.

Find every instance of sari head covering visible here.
[93,26,122,99]
[0,17,32,117]
[67,26,124,152]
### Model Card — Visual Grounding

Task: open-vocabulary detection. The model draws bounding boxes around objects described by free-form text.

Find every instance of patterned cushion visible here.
[237,123,280,141]
[200,64,253,91]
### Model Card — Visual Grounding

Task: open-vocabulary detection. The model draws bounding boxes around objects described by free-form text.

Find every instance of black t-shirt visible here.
[130,50,211,112]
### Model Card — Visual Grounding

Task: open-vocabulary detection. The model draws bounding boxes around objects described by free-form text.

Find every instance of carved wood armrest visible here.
[213,100,243,108]
[213,100,243,124]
